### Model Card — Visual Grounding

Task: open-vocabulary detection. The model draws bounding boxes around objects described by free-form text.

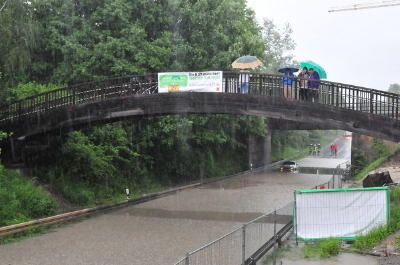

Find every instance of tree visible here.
[260,18,295,72]
[0,0,39,99]
[388,83,400,94]
[25,0,266,85]
[4,0,301,205]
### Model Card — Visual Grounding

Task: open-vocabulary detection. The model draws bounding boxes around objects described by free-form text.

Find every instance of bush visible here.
[320,239,341,257]
[60,182,96,205]
[0,168,57,226]
[353,226,389,250]
[303,239,340,259]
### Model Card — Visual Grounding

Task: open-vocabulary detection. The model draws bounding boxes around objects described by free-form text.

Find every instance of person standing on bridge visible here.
[239,70,250,93]
[308,68,320,102]
[281,69,295,98]
[297,67,309,100]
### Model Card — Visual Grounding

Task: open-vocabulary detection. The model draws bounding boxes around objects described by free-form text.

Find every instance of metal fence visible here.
[173,167,344,265]
[314,170,343,190]
[173,203,293,265]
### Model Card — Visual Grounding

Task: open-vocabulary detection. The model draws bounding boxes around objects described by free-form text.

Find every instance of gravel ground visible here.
[379,255,400,265]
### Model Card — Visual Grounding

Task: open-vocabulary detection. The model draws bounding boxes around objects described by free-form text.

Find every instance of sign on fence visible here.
[294,187,388,240]
[158,71,223,93]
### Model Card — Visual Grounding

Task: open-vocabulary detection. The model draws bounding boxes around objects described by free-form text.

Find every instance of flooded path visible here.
[0,139,351,265]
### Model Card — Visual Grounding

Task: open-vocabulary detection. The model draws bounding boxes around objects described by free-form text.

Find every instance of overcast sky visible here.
[247,0,400,90]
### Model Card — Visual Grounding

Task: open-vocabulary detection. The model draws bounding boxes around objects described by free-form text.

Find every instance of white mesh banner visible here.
[295,187,388,240]
[158,71,223,93]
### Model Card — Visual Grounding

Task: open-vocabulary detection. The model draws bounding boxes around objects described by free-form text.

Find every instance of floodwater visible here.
[0,138,352,265]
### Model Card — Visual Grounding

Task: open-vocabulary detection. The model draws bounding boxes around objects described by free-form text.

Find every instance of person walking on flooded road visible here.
[332,144,338,157]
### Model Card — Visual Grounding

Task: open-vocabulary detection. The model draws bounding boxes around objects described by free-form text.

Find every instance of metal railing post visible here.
[185,253,190,265]
[17,101,22,120]
[225,74,229,93]
[273,209,277,265]
[242,224,246,265]
[72,88,76,105]
[45,93,49,111]
[273,209,277,242]
[370,91,374,114]
[335,84,339,107]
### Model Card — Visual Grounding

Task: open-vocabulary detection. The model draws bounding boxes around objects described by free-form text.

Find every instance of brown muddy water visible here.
[0,170,335,265]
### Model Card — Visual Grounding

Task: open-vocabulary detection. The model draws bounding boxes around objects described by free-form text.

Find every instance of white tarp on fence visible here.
[295,187,388,240]
[158,71,223,93]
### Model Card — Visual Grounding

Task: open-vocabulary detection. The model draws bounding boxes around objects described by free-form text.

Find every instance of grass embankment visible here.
[0,167,57,227]
[352,187,400,250]
[0,166,58,244]
[352,137,400,181]
[353,151,397,181]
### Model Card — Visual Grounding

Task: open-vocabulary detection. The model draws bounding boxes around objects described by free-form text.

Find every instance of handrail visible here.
[1,72,399,126]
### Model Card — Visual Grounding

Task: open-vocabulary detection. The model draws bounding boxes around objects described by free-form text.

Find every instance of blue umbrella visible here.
[278,65,299,73]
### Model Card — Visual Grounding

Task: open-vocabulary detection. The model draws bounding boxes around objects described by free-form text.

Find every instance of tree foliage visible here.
[0,0,265,86]
[260,18,295,72]
[0,0,301,206]
[0,0,39,99]
[36,115,267,205]
[388,83,400,94]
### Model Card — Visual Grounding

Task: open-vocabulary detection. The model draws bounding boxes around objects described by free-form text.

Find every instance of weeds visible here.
[396,235,400,249]
[302,239,340,259]
[353,226,389,250]
[0,168,58,227]
[353,187,400,251]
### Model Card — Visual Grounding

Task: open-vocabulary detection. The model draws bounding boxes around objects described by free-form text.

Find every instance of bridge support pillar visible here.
[248,130,272,169]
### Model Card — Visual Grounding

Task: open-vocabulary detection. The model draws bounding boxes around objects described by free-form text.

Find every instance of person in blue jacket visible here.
[282,69,295,98]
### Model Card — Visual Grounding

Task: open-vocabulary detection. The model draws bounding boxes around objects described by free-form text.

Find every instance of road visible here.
[0,137,351,265]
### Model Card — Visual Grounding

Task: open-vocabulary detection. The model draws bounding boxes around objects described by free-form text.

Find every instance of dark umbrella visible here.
[278,65,299,73]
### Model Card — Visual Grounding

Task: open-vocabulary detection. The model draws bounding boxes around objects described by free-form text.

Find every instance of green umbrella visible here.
[299,61,327,79]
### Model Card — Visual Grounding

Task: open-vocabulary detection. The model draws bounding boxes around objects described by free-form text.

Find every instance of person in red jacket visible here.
[332,144,338,157]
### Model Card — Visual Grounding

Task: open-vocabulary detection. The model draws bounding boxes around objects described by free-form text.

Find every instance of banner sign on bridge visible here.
[158,71,223,93]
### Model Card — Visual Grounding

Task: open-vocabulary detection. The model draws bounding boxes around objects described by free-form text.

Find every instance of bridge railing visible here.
[1,72,399,125]
[224,72,400,116]
[0,74,158,123]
